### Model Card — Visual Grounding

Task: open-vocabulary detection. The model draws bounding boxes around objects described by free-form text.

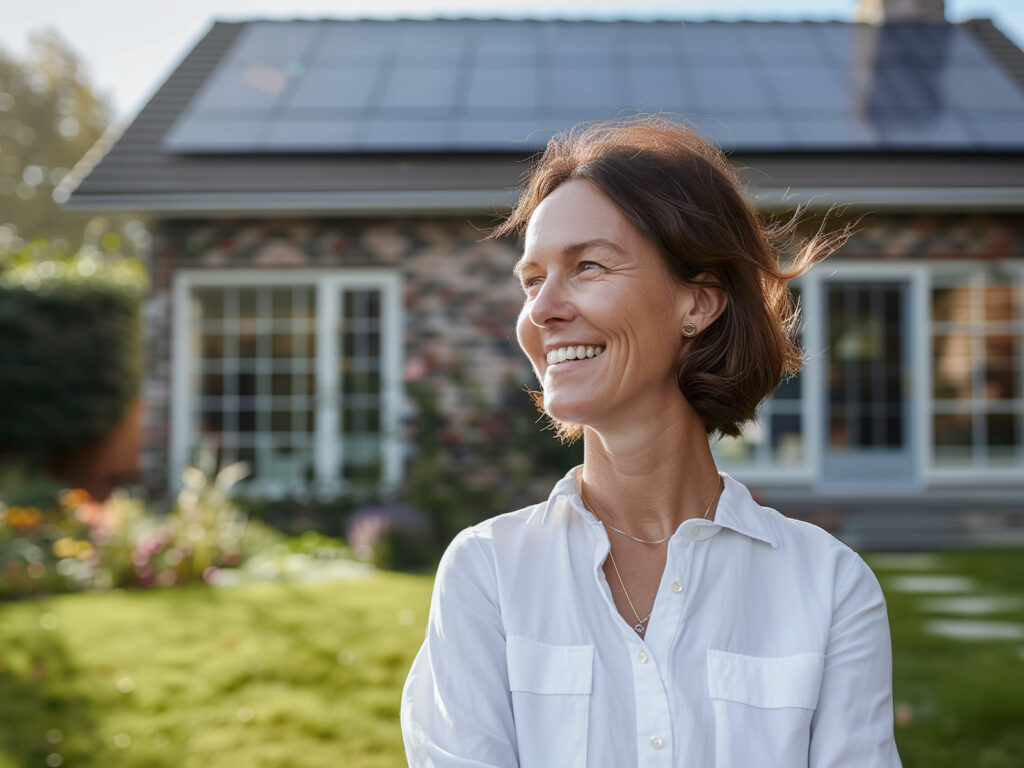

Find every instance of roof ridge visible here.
[963,18,1024,96]
[208,17,899,26]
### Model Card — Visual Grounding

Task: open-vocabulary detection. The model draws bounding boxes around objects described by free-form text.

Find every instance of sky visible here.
[1,0,1022,125]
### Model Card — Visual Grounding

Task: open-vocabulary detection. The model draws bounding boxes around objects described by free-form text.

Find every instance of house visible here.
[59,3,1024,538]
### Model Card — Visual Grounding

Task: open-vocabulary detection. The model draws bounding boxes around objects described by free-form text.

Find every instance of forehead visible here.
[523,179,637,254]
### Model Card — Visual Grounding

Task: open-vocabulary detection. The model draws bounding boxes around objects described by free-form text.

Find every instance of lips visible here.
[545,344,606,366]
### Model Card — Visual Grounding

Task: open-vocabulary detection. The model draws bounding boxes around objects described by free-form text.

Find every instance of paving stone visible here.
[924,619,1024,641]
[885,574,977,593]
[919,595,1024,615]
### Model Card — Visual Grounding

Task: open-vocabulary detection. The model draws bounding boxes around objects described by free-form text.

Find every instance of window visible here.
[712,285,806,469]
[173,271,401,497]
[930,270,1023,467]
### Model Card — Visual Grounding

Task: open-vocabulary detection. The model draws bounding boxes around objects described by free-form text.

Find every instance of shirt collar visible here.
[549,464,779,549]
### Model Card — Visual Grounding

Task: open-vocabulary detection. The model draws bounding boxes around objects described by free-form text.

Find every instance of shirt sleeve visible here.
[809,551,903,768]
[401,528,519,767]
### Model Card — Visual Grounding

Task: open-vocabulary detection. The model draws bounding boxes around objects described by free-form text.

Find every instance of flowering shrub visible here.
[0,460,286,599]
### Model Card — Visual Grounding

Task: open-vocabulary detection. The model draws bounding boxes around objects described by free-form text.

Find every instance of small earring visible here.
[681,322,698,337]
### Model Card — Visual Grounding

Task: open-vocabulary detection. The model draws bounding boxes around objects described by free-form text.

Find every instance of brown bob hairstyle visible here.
[488,114,857,442]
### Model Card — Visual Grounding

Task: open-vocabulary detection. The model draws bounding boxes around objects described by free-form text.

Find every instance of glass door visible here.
[822,279,916,489]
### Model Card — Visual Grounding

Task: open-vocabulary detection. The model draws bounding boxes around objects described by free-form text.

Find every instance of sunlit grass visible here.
[0,573,431,768]
[866,549,1024,768]
[1,549,1022,767]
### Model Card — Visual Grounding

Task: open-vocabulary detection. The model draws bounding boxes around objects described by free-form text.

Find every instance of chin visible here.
[541,390,598,427]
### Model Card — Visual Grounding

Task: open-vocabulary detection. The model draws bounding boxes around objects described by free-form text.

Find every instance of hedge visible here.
[0,253,148,463]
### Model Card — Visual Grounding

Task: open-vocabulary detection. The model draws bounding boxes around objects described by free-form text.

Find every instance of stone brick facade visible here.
[140,211,1024,498]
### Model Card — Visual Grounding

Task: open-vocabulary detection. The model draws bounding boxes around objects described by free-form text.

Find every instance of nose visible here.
[526,274,576,328]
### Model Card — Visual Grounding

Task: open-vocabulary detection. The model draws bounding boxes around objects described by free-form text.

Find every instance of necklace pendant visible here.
[635,622,646,634]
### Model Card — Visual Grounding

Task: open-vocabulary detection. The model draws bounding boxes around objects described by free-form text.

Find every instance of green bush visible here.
[0,243,148,463]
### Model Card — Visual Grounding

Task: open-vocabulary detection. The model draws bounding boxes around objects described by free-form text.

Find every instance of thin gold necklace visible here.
[607,548,651,635]
[580,475,723,545]
[580,475,725,636]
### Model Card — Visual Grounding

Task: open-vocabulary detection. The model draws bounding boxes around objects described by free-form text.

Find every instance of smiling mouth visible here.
[546,345,606,366]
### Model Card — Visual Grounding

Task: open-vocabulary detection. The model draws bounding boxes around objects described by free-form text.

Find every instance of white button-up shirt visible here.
[401,466,902,767]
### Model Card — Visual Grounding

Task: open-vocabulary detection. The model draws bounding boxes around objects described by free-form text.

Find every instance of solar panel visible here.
[379,65,459,112]
[471,67,539,111]
[690,66,775,112]
[286,66,381,110]
[161,19,1024,155]
[625,64,692,110]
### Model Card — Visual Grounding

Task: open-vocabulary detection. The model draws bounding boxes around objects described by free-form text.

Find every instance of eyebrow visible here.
[512,238,625,279]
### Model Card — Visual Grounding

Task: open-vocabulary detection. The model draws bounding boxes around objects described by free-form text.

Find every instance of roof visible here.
[61,17,1024,216]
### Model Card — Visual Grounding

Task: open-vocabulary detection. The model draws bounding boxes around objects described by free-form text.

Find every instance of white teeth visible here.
[546,345,605,366]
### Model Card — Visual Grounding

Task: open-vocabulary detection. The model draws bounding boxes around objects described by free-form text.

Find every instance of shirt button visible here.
[638,650,649,664]
[650,735,664,749]
[670,579,683,593]
[689,527,701,538]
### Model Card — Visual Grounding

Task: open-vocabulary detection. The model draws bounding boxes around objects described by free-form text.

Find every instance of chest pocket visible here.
[506,636,593,768]
[707,649,825,768]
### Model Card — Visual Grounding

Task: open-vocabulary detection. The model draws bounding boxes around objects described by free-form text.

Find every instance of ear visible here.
[678,272,728,334]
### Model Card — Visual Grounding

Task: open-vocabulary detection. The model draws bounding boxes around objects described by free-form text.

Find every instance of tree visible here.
[0,28,147,262]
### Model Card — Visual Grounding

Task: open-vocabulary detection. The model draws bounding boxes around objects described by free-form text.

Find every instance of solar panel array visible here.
[161,19,1024,154]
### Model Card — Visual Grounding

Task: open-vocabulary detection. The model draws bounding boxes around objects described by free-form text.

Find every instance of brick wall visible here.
[141,211,1024,497]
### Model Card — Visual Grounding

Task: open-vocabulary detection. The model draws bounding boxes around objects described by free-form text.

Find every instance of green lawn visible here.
[865,549,1024,768]
[0,572,432,768]
[1,550,1022,767]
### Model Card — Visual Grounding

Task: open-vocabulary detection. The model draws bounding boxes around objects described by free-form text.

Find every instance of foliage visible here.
[0,241,148,463]
[399,373,582,565]
[0,458,287,599]
[0,28,151,261]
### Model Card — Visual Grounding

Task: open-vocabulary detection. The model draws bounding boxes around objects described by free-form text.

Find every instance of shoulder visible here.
[762,506,886,616]
[436,499,552,580]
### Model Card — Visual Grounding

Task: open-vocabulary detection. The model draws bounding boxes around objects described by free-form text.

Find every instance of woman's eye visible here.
[579,261,601,272]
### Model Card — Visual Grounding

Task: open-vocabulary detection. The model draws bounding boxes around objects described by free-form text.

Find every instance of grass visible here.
[0,549,1022,767]
[0,572,432,768]
[865,549,1024,768]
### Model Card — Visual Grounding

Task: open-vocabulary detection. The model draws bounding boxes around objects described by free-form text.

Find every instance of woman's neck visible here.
[579,402,722,542]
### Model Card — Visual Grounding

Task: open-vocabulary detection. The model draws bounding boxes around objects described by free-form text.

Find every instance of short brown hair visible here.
[489,114,856,441]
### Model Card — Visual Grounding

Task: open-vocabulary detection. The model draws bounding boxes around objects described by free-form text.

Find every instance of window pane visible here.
[771,413,803,464]
[932,332,974,400]
[189,284,318,493]
[986,413,1019,459]
[984,334,1018,401]
[931,283,973,325]
[934,412,973,460]
[984,282,1019,324]
[339,289,385,481]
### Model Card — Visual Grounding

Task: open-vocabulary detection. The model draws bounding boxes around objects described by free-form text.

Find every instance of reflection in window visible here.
[339,289,384,484]
[712,286,805,467]
[188,286,318,493]
[931,272,1022,466]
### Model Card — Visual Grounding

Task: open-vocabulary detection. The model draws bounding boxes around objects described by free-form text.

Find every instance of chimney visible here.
[854,0,946,23]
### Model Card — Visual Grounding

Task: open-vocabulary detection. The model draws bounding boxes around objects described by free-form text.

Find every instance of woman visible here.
[401,115,902,767]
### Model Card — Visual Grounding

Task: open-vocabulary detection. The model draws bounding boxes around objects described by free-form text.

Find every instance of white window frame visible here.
[923,258,1024,485]
[723,258,1024,490]
[170,268,403,498]
[712,274,814,484]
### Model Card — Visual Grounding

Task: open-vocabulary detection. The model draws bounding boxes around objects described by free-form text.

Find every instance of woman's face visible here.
[515,178,694,430]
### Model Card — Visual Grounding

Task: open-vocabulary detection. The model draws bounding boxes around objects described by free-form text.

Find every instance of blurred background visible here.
[1,1,1023,766]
